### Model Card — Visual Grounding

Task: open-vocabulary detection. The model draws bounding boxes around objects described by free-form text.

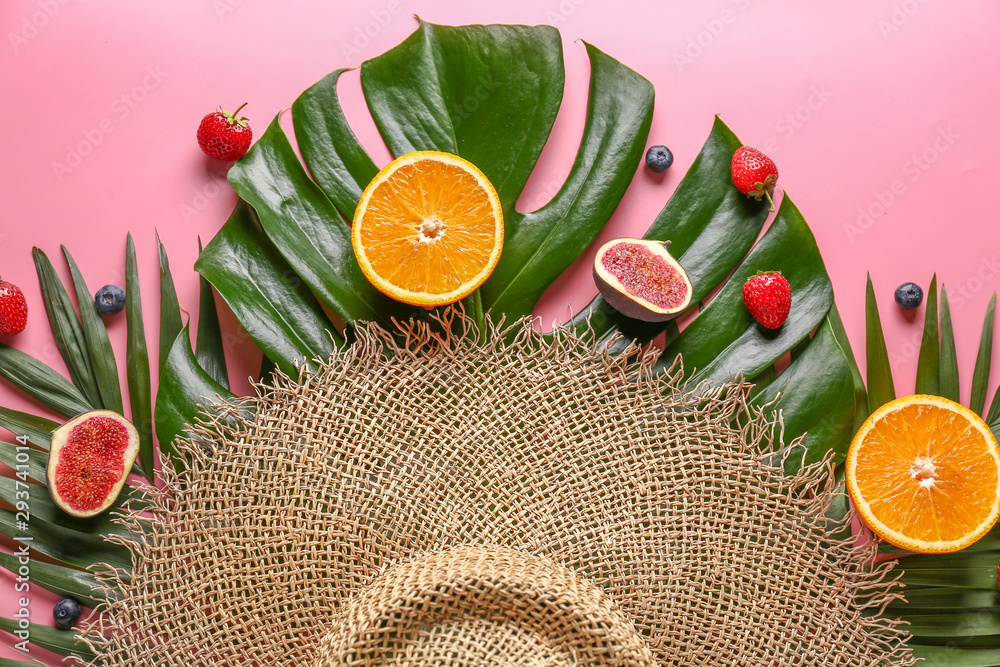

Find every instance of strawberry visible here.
[0,278,28,336]
[197,103,252,161]
[731,146,778,212]
[742,271,791,329]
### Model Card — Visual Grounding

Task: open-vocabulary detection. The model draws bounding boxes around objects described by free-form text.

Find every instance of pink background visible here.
[2,1,999,662]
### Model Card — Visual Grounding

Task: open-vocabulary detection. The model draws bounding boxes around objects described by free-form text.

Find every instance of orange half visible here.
[846,394,1000,553]
[351,151,504,307]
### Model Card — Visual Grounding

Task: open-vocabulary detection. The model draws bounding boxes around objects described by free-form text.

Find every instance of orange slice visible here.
[846,394,1000,553]
[351,151,504,307]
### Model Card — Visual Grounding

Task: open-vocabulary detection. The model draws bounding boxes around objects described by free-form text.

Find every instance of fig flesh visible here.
[46,410,139,518]
[593,238,692,322]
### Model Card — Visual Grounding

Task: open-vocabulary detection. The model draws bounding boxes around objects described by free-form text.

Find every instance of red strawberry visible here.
[731,146,779,212]
[197,103,252,161]
[743,271,791,329]
[0,278,28,336]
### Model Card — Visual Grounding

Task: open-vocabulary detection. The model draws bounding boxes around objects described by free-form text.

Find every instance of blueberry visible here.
[645,145,673,173]
[894,282,923,310]
[53,598,82,629]
[94,284,126,315]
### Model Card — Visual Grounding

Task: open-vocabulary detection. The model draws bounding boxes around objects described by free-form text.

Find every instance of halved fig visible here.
[46,410,139,518]
[593,238,692,322]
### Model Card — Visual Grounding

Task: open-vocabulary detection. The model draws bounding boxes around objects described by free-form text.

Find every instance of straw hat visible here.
[83,314,914,667]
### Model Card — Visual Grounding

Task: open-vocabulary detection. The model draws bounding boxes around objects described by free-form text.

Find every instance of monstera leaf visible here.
[189,21,860,477]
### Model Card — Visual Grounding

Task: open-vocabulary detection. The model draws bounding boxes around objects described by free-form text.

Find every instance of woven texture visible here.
[83,313,914,666]
[315,545,656,667]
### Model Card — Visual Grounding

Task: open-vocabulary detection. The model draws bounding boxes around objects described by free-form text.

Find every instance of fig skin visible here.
[46,409,140,518]
[593,238,692,322]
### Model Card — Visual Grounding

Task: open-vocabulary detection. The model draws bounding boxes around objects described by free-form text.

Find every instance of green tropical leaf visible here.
[0,639,47,667]
[749,317,856,473]
[865,274,896,411]
[0,617,93,661]
[915,274,940,395]
[125,234,155,480]
[970,293,996,416]
[0,657,44,667]
[291,68,379,221]
[32,247,101,408]
[195,238,230,390]
[0,441,46,484]
[228,115,406,329]
[826,304,870,432]
[0,407,56,449]
[0,475,144,544]
[887,587,1000,611]
[909,644,1000,667]
[157,232,184,374]
[656,195,834,385]
[895,563,999,589]
[479,43,654,321]
[904,613,999,640]
[0,345,93,418]
[361,21,563,214]
[0,506,131,572]
[195,201,342,378]
[0,549,104,607]
[62,246,123,415]
[155,326,237,468]
[557,116,770,346]
[938,286,960,401]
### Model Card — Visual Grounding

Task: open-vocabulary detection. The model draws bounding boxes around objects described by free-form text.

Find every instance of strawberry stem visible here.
[763,190,775,213]
[232,102,248,116]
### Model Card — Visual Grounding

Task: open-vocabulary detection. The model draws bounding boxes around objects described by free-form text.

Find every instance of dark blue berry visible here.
[94,284,126,315]
[645,145,673,173]
[894,282,923,310]
[53,598,82,629]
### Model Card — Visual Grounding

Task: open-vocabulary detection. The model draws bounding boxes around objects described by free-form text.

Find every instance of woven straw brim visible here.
[81,313,915,667]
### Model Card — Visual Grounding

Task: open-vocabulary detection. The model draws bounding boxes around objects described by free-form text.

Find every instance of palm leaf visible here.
[938,286,960,401]
[125,233,155,480]
[0,345,93,418]
[0,617,93,661]
[915,275,940,395]
[0,550,104,607]
[0,407,56,449]
[32,248,101,408]
[865,274,895,411]
[62,246,123,414]
[970,293,996,415]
